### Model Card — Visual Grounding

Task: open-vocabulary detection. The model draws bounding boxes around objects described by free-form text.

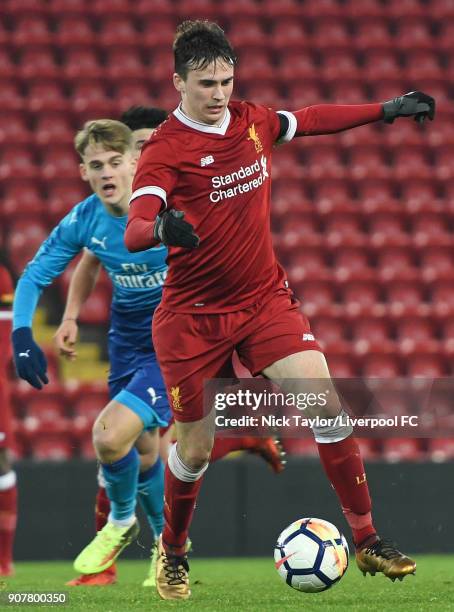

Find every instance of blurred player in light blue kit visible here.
[12,118,169,586]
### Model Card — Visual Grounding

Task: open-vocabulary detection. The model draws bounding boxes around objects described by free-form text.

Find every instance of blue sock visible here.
[137,458,164,539]
[102,447,140,522]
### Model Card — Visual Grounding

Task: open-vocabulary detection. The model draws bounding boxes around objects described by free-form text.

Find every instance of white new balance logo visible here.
[91,236,108,249]
[302,334,315,341]
[201,155,214,167]
[260,154,269,178]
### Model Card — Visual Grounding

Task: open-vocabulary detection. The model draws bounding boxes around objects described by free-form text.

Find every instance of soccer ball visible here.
[274,517,349,593]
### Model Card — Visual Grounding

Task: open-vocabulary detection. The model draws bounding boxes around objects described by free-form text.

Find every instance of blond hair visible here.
[74,119,133,158]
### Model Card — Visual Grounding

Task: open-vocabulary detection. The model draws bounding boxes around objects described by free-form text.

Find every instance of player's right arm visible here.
[12,209,84,389]
[125,197,199,252]
[125,138,199,252]
[53,249,101,361]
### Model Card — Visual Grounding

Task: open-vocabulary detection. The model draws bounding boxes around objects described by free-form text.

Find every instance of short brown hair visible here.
[74,119,133,158]
[173,20,236,79]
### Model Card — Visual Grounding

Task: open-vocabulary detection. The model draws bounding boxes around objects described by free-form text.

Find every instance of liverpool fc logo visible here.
[247,123,263,153]
[170,386,183,412]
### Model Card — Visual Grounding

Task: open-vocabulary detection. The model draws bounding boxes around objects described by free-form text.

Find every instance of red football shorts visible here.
[152,289,322,423]
[0,378,13,449]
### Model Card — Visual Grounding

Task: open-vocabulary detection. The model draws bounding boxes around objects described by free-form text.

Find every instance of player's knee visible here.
[182,433,213,468]
[92,422,122,458]
[176,438,212,470]
[183,448,211,470]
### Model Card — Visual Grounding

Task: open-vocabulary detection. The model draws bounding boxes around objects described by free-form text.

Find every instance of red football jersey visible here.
[0,264,13,367]
[132,100,296,313]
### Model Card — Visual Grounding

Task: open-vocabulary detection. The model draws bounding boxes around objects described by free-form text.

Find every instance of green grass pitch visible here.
[1,556,453,611]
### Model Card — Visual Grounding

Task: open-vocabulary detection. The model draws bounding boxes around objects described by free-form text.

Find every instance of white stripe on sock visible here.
[167,443,208,483]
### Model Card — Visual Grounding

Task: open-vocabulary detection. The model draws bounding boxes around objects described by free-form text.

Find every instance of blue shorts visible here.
[108,307,171,430]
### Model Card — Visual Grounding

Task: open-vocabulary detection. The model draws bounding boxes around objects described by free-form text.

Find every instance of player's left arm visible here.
[275,91,435,141]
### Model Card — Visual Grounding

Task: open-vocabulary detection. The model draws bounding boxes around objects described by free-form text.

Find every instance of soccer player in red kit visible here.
[0,257,17,576]
[125,20,434,600]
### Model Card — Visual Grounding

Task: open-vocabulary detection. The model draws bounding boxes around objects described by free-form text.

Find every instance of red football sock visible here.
[95,487,110,532]
[0,482,17,569]
[162,463,204,555]
[210,437,255,461]
[316,435,377,548]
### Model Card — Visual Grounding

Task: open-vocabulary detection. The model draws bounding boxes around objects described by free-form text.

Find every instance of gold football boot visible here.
[356,539,416,581]
[155,535,191,600]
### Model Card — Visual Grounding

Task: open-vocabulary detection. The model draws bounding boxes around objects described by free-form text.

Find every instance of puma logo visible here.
[147,387,162,406]
[19,350,31,358]
[91,236,108,250]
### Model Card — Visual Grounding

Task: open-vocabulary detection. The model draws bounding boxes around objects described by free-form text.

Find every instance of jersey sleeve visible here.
[13,209,83,329]
[275,104,383,138]
[22,210,84,287]
[130,138,179,209]
[243,101,296,146]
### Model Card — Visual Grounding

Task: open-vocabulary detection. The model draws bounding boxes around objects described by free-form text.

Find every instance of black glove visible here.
[382,91,435,124]
[154,209,200,249]
[12,327,48,390]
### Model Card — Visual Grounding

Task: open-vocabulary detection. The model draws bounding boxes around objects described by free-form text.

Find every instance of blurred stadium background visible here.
[1,0,453,558]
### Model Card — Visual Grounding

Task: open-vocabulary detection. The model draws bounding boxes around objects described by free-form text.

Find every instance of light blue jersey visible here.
[13,194,171,429]
[18,193,167,316]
